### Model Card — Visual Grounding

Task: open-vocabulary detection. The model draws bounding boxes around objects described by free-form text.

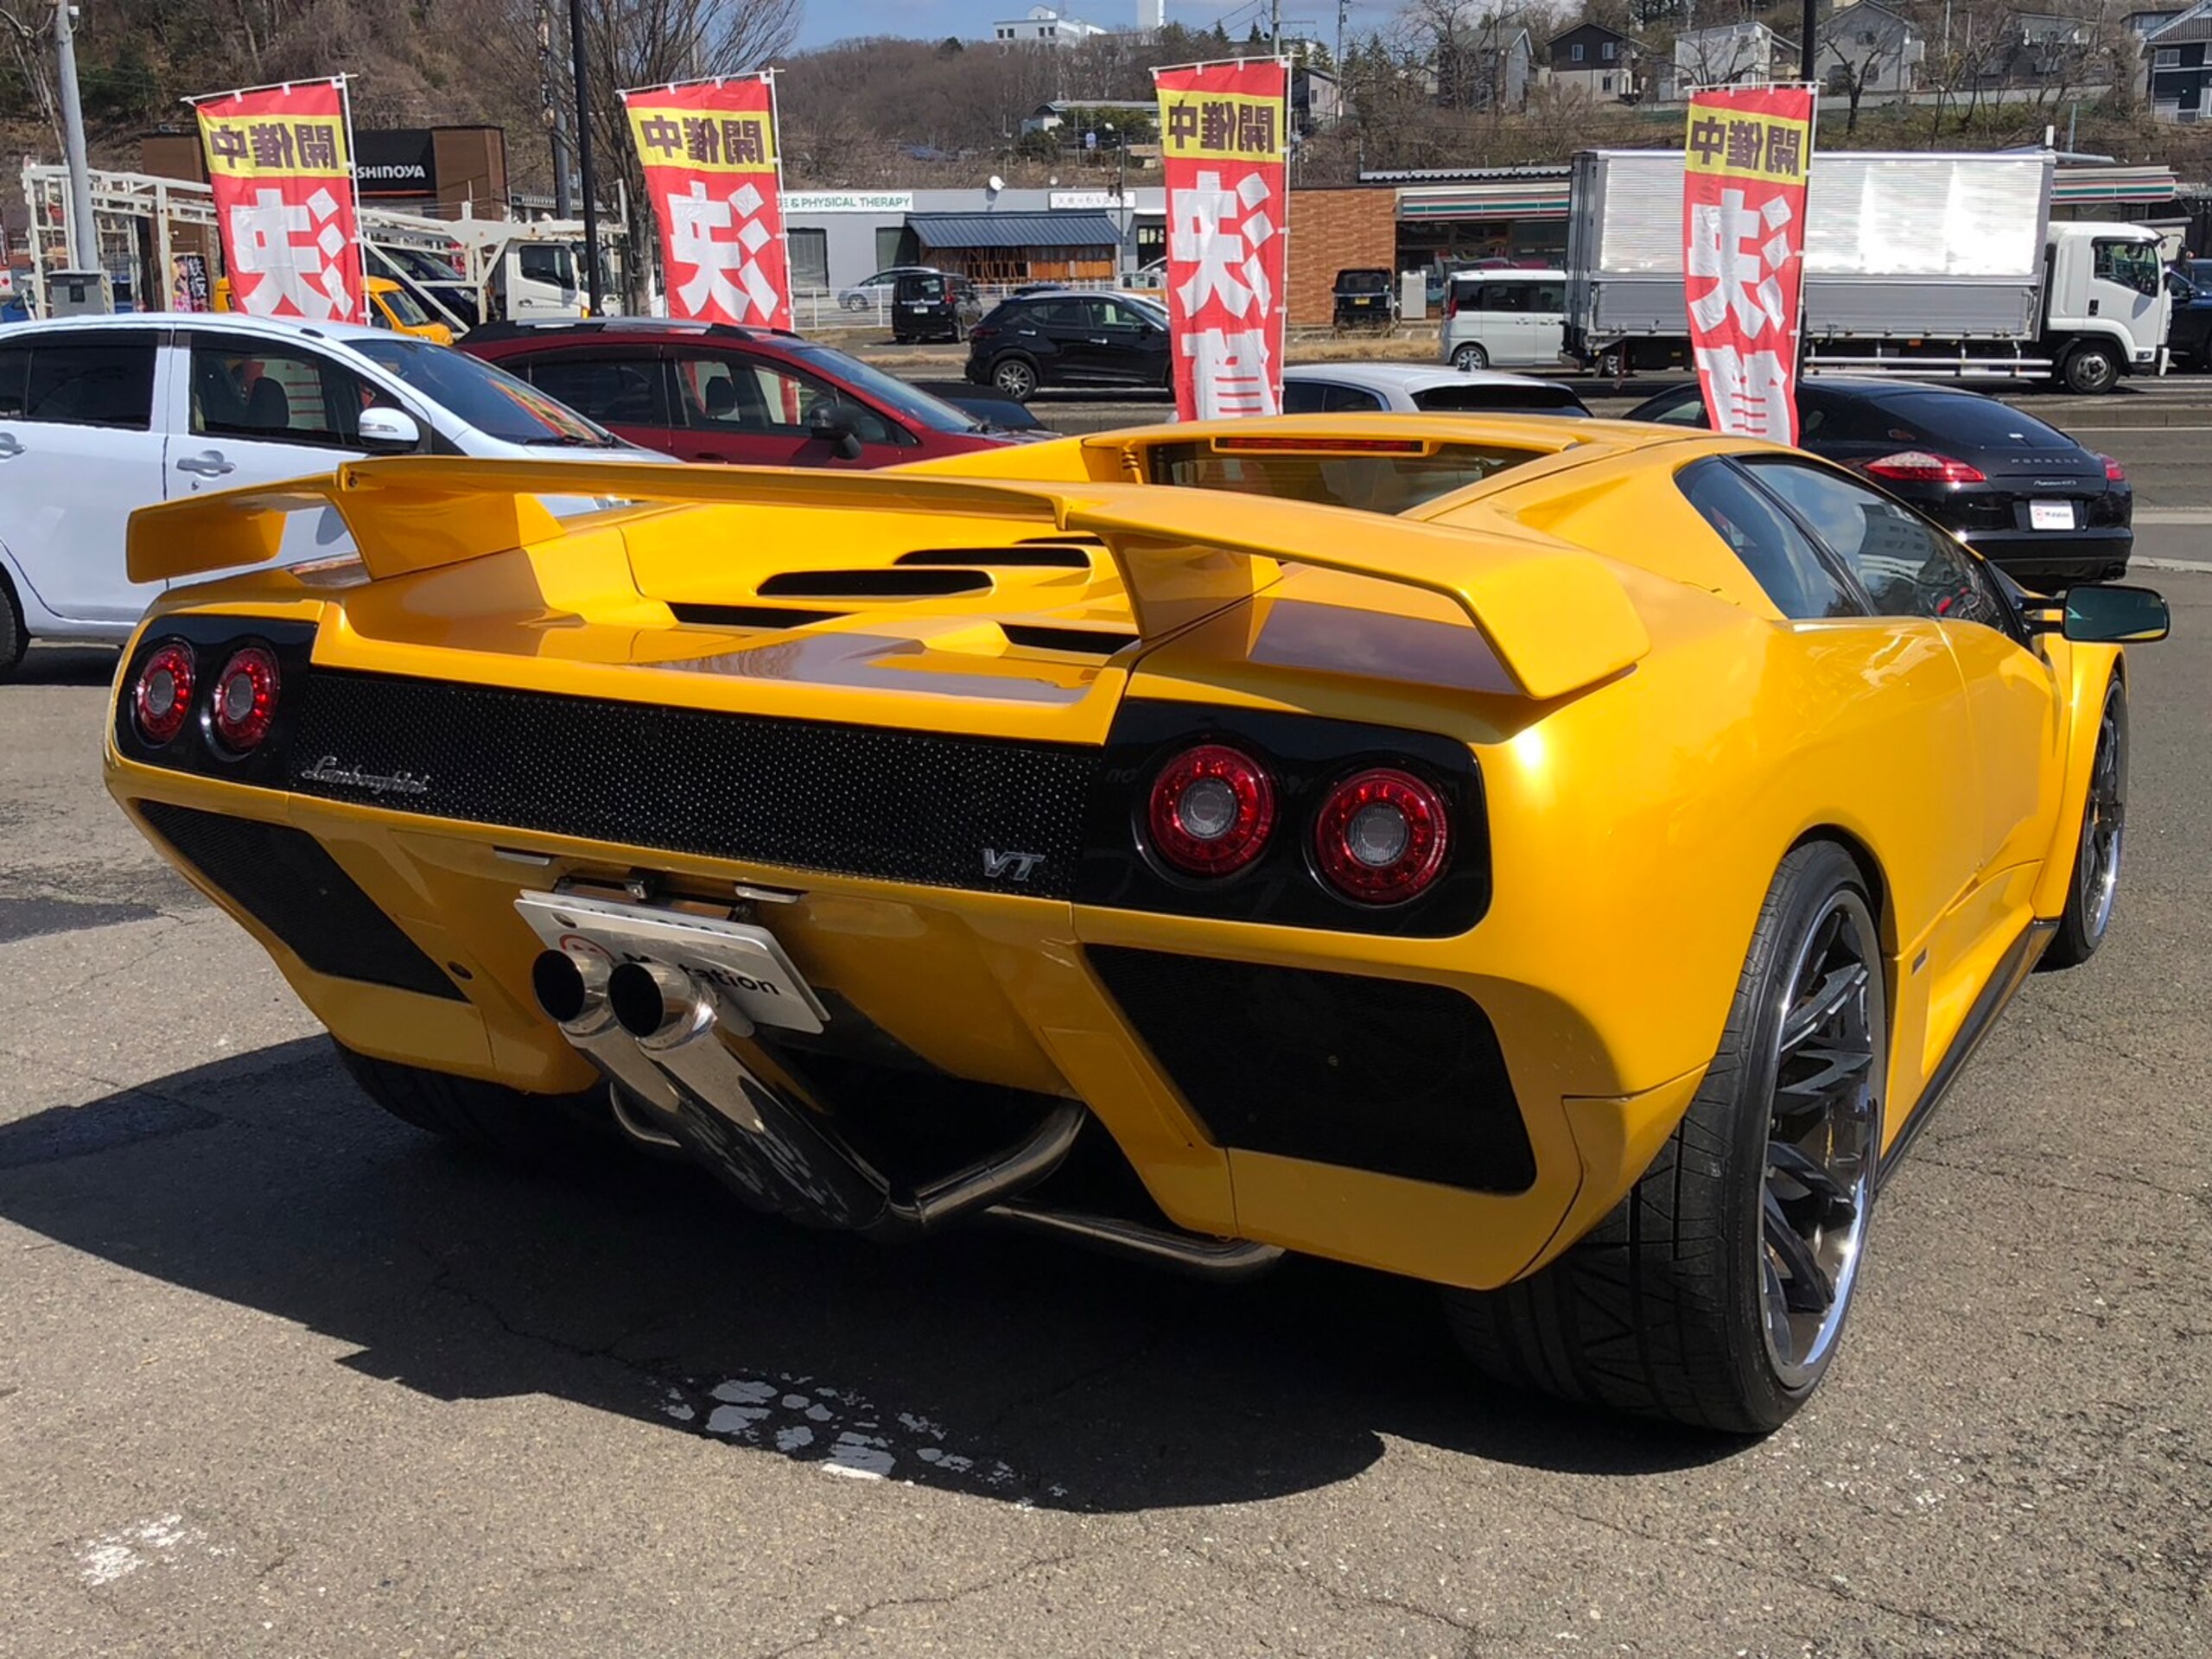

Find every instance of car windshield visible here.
[1411,385,1589,417]
[378,285,433,327]
[782,344,978,434]
[1147,440,1538,515]
[1872,391,2076,450]
[348,336,620,447]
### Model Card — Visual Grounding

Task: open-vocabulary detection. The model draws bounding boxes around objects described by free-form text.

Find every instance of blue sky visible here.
[792,1,1402,52]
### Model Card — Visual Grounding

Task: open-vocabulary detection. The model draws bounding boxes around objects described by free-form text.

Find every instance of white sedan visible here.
[0,312,655,674]
[1281,362,1591,418]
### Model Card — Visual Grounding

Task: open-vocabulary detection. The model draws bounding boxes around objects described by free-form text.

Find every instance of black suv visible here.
[964,292,1171,399]
[1332,268,1398,329]
[892,271,982,344]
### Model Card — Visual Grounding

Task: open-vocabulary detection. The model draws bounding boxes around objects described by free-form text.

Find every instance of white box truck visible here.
[1564,149,2169,393]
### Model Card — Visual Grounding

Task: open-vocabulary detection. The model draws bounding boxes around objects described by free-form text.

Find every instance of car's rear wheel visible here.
[991,356,1039,399]
[335,1042,616,1164]
[1452,342,1489,372]
[2062,341,2120,394]
[0,578,24,679]
[2041,675,2127,970]
[1444,841,1885,1433]
[842,294,867,313]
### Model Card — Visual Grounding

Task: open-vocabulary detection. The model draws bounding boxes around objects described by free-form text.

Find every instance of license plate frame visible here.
[2030,499,2076,531]
[514,890,829,1033]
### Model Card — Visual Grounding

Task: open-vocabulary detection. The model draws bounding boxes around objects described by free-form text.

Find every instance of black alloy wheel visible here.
[1445,841,1885,1433]
[2043,675,2128,969]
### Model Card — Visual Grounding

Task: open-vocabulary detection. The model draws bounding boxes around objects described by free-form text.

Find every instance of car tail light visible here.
[209,645,281,752]
[130,640,196,745]
[1863,450,1986,484]
[1313,768,1451,905]
[1147,744,1275,877]
[1444,285,1459,319]
[2101,454,2126,482]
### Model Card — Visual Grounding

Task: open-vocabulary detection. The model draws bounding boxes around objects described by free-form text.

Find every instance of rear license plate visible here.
[2030,500,2076,531]
[514,890,829,1033]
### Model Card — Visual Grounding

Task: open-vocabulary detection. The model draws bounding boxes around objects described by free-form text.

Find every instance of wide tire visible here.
[2062,342,2120,395]
[1444,841,1886,1434]
[335,1041,616,1163]
[2041,675,2127,970]
[0,577,25,678]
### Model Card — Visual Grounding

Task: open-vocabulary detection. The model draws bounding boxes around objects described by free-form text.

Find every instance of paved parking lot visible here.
[0,431,2207,1656]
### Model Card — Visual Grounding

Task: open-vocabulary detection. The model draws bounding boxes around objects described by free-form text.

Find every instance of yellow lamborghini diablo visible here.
[104,415,2168,1433]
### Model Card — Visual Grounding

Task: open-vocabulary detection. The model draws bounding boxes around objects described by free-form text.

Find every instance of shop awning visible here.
[908,211,1123,249]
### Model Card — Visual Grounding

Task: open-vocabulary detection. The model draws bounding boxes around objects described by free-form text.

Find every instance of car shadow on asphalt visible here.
[0,1038,1745,1510]
[12,645,121,687]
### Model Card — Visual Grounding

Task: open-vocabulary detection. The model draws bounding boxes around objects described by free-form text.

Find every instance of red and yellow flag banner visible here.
[623,76,791,329]
[1683,85,1815,442]
[1155,59,1289,420]
[193,79,365,324]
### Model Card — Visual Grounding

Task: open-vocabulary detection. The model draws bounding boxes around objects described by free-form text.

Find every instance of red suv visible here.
[461,319,1032,467]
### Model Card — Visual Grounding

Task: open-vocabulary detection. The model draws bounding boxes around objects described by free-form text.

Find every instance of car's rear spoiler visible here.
[126,457,1649,701]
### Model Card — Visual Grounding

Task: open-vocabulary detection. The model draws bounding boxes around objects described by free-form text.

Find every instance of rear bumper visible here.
[1955,524,2132,588]
[106,755,1713,1294]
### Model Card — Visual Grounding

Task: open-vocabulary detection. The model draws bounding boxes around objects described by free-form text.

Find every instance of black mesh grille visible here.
[1087,947,1535,1193]
[286,671,1100,899]
[137,801,463,1001]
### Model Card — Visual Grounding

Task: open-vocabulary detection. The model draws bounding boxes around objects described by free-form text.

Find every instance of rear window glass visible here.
[1337,270,1391,291]
[1410,385,1588,417]
[1866,391,2074,449]
[1146,441,1538,515]
[3,334,156,429]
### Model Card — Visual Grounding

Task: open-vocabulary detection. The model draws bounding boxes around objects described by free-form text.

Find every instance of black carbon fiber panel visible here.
[286,671,1099,899]
[1087,947,1535,1193]
[137,801,463,1001]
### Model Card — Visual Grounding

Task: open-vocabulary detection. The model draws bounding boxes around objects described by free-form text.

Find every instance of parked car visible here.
[1283,363,1590,417]
[836,265,939,313]
[2164,267,2212,368]
[1438,270,1567,371]
[1625,377,2132,590]
[1122,257,1167,292]
[108,408,2165,1434]
[890,270,982,344]
[0,313,644,673]
[964,291,1171,399]
[365,277,454,346]
[1332,267,1398,329]
[463,319,1039,467]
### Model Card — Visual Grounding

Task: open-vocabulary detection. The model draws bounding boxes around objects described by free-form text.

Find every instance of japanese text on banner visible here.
[1156,60,1289,421]
[624,78,791,330]
[194,80,365,324]
[1681,86,1815,444]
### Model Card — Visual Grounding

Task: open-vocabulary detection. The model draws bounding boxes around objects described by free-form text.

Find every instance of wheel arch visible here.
[2031,644,2125,922]
[1789,823,1894,962]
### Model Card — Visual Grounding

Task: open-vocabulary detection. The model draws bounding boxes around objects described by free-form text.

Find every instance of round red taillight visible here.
[131,640,196,746]
[1313,768,1451,904]
[209,645,281,752]
[1146,743,1275,877]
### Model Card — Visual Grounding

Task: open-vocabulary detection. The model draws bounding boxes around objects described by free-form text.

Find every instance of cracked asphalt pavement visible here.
[1,556,2207,1655]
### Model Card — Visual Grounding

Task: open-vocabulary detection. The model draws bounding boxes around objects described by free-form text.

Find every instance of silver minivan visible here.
[1437,270,1568,372]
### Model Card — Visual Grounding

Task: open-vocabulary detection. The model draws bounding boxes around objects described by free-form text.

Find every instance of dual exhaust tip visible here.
[531,949,693,1042]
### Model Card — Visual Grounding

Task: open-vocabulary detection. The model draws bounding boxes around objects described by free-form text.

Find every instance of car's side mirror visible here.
[2027,583,2171,643]
[808,408,864,461]
[357,407,423,453]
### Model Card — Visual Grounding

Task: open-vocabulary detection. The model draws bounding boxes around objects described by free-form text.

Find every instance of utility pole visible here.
[565,0,604,313]
[539,3,574,217]
[53,0,98,284]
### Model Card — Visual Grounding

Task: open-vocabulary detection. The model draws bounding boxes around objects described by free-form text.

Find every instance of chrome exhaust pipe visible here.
[986,1202,1285,1282]
[529,950,684,1143]
[607,960,891,1229]
[603,959,1084,1238]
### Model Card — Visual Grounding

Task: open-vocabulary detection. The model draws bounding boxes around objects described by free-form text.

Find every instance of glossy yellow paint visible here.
[104,415,2122,1291]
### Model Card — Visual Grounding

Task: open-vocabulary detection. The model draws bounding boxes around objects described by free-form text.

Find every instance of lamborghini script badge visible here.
[982,849,1043,882]
[300,756,432,797]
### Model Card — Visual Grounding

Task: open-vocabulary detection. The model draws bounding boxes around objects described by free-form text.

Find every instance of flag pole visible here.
[566,0,605,314]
